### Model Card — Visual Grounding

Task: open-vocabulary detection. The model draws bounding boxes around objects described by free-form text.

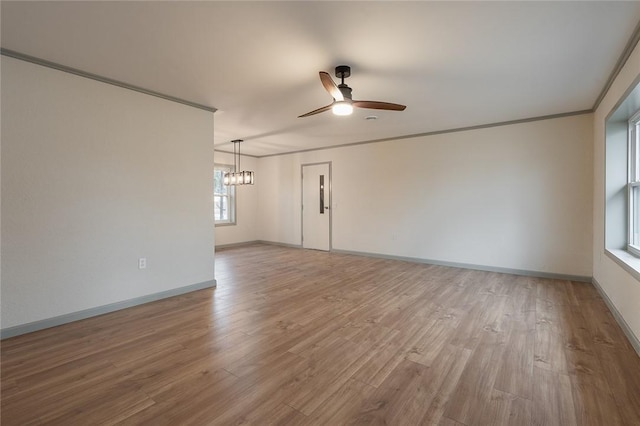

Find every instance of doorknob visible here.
[325,206,330,210]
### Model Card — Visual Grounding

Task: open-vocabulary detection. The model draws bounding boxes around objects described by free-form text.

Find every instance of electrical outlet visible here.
[138,258,147,269]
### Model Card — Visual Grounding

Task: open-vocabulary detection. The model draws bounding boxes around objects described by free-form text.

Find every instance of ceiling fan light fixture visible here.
[299,66,406,118]
[332,100,353,116]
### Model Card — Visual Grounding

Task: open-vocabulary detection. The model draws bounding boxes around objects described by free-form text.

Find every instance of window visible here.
[629,110,640,256]
[214,164,235,225]
[605,81,640,277]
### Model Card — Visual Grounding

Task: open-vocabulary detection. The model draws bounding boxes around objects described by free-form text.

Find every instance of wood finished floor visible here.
[2,244,640,425]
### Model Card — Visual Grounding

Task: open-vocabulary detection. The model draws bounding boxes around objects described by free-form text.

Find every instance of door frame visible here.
[301,161,332,251]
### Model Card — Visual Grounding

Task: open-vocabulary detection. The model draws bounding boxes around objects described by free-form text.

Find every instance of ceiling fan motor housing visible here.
[339,85,353,100]
[335,66,353,99]
[335,65,351,79]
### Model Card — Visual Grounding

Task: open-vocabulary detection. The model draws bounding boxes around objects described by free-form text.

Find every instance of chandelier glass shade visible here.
[223,139,254,186]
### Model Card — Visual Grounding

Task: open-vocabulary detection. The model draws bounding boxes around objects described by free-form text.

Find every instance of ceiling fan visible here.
[298,65,406,118]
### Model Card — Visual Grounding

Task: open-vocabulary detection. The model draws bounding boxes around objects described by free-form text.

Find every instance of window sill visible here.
[215,222,236,227]
[606,249,640,282]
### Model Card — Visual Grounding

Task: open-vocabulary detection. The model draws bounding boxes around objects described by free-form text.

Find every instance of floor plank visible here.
[1,243,639,425]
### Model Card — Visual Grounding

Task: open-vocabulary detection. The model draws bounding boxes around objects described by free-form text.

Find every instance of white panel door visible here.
[302,163,331,251]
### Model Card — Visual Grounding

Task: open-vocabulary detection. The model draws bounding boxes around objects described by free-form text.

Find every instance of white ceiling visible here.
[2,1,640,157]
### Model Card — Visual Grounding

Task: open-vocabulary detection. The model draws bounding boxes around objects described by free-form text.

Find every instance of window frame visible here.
[628,109,640,257]
[214,163,236,226]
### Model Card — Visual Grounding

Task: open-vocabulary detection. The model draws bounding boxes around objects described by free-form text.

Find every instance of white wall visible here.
[594,40,640,343]
[214,150,259,246]
[1,57,215,330]
[258,114,594,277]
[257,153,303,246]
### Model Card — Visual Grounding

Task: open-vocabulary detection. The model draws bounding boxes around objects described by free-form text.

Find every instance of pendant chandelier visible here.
[223,139,254,186]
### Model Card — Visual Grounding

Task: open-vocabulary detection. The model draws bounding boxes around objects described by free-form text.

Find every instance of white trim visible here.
[593,18,640,111]
[628,111,640,256]
[331,248,592,283]
[592,277,640,357]
[1,280,216,339]
[605,249,640,282]
[216,242,592,282]
[1,48,216,113]
[257,240,303,249]
[257,110,592,159]
[215,240,303,250]
[215,241,260,249]
[214,163,236,225]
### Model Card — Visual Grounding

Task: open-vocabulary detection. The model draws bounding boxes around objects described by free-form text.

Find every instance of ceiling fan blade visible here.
[353,100,406,111]
[298,103,333,118]
[319,71,344,101]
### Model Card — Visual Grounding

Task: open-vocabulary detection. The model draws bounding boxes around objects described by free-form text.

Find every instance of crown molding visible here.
[1,48,216,113]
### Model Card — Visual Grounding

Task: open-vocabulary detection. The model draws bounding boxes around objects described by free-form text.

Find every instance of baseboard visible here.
[216,243,591,282]
[216,240,302,250]
[256,240,303,249]
[592,277,640,357]
[215,240,261,249]
[216,241,302,250]
[0,279,217,340]
[330,248,592,283]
